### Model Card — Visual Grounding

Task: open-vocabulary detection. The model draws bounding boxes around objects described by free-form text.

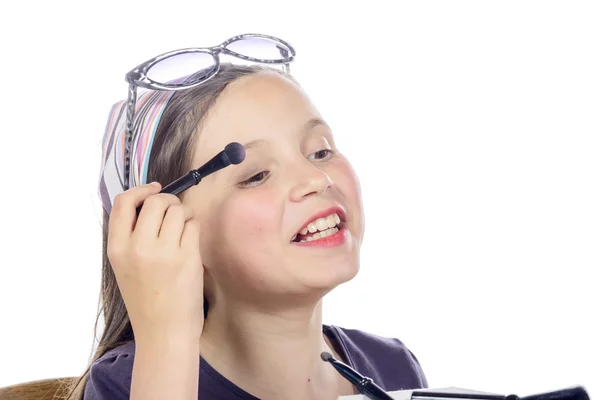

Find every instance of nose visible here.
[289,161,334,202]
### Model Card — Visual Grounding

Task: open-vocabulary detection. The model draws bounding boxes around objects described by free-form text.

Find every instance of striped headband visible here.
[98,89,175,214]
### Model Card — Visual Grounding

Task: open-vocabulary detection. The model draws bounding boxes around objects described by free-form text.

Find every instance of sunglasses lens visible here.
[147,52,216,85]
[225,37,292,61]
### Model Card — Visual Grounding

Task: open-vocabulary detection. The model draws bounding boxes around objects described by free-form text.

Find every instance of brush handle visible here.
[160,170,201,196]
[358,377,394,400]
[135,170,201,216]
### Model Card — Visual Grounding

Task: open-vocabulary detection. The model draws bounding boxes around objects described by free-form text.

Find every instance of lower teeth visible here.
[300,227,339,242]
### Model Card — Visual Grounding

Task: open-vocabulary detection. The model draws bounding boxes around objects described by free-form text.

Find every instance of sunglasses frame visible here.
[121,33,296,190]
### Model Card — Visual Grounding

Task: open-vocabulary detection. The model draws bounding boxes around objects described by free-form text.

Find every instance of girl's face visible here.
[183,72,364,311]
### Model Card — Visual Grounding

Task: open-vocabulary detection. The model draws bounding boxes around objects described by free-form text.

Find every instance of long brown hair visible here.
[63,64,288,399]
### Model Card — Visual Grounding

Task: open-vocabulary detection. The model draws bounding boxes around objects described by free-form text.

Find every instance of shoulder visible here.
[325,325,428,390]
[84,341,135,400]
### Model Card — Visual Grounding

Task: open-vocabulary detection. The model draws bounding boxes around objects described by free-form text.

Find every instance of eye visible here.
[308,149,333,161]
[239,171,270,188]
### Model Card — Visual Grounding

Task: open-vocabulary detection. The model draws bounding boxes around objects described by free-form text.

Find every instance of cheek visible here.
[330,156,365,237]
[222,189,282,251]
[194,189,278,255]
[333,156,363,202]
[197,188,283,288]
[219,189,287,290]
[221,186,281,269]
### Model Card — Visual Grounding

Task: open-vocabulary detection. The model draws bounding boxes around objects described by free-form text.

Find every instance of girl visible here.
[71,34,428,400]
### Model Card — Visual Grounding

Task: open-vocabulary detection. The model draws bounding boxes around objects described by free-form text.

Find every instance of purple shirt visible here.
[84,325,428,399]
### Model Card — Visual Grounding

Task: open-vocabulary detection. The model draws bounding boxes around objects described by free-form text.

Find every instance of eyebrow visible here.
[242,138,269,150]
[241,118,330,150]
[305,117,329,131]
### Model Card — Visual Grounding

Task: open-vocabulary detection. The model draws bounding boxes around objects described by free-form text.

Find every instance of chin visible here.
[300,253,360,292]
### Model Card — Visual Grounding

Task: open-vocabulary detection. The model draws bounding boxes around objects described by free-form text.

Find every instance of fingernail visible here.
[150,181,161,188]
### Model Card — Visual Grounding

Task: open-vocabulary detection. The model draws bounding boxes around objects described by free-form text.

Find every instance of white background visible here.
[0,0,598,398]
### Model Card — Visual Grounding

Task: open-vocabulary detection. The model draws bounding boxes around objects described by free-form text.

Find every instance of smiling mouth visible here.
[291,212,343,243]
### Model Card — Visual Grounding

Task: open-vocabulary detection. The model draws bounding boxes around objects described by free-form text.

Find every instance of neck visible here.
[200,300,346,400]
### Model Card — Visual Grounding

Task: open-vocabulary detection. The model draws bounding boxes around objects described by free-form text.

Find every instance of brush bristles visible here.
[225,142,246,165]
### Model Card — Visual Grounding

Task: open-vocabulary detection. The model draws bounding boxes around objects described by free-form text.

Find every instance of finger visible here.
[108,182,162,245]
[159,204,194,247]
[180,219,201,251]
[134,193,183,241]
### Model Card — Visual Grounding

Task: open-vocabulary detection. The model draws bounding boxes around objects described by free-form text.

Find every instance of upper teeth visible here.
[300,213,341,235]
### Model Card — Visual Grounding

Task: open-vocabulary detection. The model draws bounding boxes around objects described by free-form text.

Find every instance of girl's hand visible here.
[107,182,205,342]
